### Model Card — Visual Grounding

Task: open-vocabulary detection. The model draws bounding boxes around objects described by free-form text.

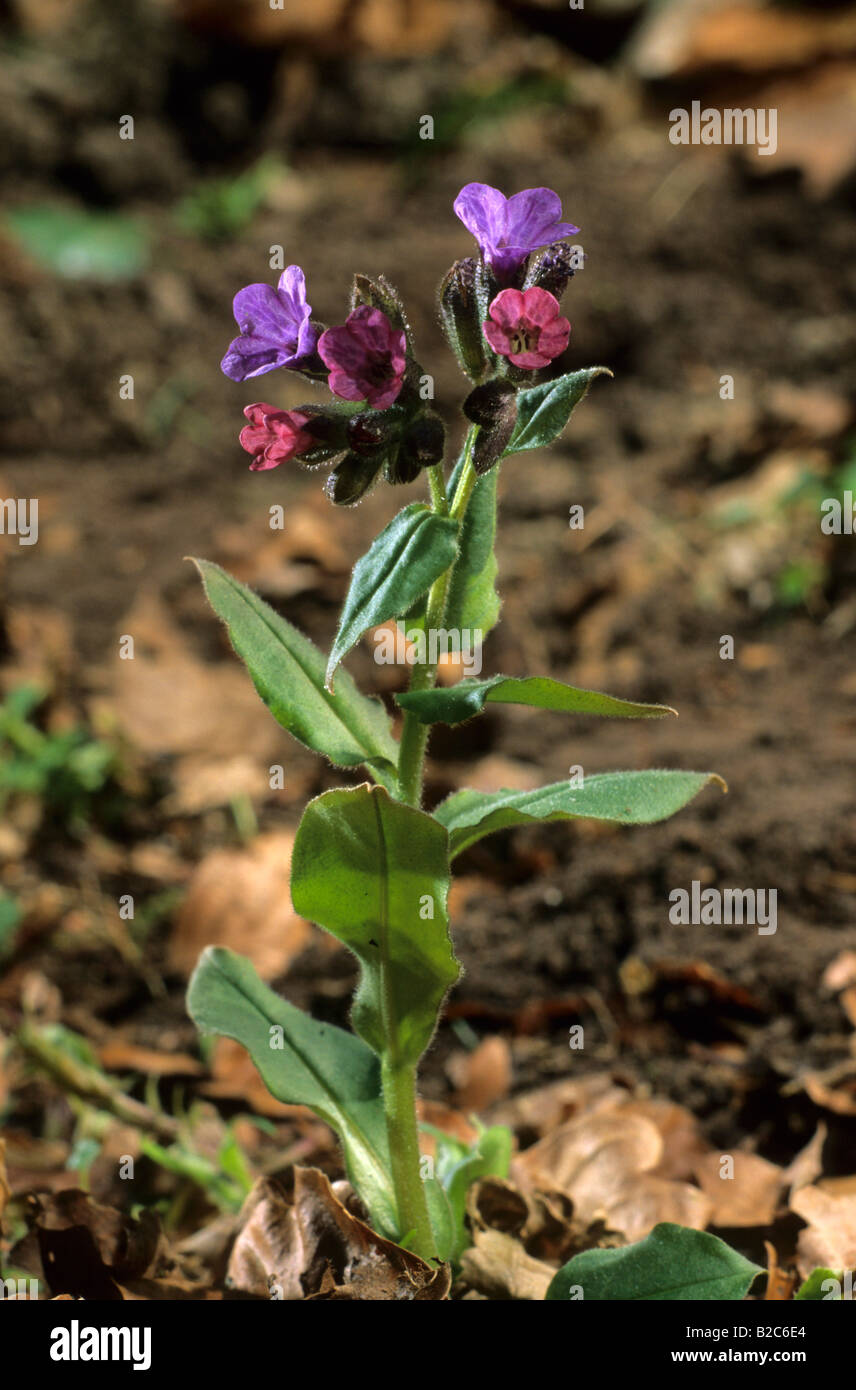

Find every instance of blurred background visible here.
[1,0,856,1281]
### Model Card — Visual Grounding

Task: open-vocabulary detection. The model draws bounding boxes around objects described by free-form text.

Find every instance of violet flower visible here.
[239,403,316,471]
[221,266,319,382]
[454,183,579,283]
[318,307,407,410]
[483,287,571,369]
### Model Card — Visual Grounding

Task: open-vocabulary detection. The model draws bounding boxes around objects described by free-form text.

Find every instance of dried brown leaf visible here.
[458,1227,554,1301]
[168,832,311,980]
[228,1170,450,1301]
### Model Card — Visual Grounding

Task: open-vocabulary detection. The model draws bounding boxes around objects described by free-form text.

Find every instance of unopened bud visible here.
[438,257,487,381]
[463,378,518,476]
[523,242,576,301]
[325,451,385,506]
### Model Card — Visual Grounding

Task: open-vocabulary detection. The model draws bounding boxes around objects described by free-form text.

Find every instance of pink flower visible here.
[318,307,407,410]
[483,287,571,369]
[238,403,315,471]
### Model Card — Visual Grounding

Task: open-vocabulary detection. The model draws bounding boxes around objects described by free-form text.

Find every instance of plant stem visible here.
[382,1057,435,1259]
[395,431,479,808]
[383,431,481,1259]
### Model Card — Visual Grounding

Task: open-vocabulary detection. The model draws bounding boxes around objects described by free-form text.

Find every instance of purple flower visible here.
[318,307,406,410]
[454,183,579,283]
[221,266,318,382]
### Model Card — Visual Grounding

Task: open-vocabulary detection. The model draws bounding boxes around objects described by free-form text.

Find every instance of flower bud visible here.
[438,257,488,381]
[350,274,410,334]
[324,451,385,506]
[523,241,576,302]
[346,408,402,456]
[400,411,446,470]
[463,378,518,476]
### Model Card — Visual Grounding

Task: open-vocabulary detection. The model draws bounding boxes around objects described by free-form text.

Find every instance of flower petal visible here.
[505,187,579,249]
[453,182,507,251]
[488,288,526,331]
[520,287,561,327]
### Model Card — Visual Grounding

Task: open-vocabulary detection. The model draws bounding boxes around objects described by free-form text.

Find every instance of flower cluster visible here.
[220,181,579,495]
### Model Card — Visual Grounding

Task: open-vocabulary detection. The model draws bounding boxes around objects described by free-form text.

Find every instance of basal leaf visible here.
[326,504,459,688]
[506,366,612,456]
[795,1268,841,1300]
[396,675,676,727]
[434,769,725,858]
[187,946,397,1236]
[192,559,398,788]
[291,784,459,1067]
[546,1223,763,1301]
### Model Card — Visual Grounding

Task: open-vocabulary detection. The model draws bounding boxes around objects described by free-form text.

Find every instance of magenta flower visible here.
[238,402,316,471]
[454,183,579,283]
[221,266,318,382]
[483,287,571,369]
[318,307,407,410]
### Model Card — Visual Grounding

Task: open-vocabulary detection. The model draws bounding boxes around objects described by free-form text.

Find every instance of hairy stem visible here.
[395,432,478,807]
[383,432,480,1259]
[382,1057,435,1259]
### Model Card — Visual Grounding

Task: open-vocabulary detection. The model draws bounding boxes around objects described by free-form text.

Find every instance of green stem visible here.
[396,432,479,808]
[382,433,481,1259]
[382,1058,434,1259]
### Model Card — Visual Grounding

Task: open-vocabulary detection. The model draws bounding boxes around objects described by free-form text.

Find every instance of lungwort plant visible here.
[186,182,723,1270]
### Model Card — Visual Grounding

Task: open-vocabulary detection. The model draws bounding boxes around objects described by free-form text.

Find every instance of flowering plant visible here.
[186,183,722,1278]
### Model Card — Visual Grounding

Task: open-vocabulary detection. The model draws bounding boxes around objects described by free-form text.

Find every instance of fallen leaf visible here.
[514,1110,712,1243]
[168,832,311,980]
[96,1041,204,1077]
[784,1124,827,1193]
[11,1190,161,1300]
[824,950,856,992]
[490,1075,628,1138]
[694,1151,783,1227]
[94,593,283,765]
[447,1036,512,1112]
[791,1184,856,1280]
[458,1227,554,1301]
[228,1170,450,1300]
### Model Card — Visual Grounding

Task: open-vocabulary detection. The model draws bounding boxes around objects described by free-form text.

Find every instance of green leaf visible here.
[434,769,725,858]
[396,675,677,727]
[423,1122,512,1264]
[326,504,459,689]
[546,1223,763,1301]
[187,946,397,1236]
[444,468,500,638]
[794,1268,841,1300]
[192,559,398,788]
[291,784,459,1067]
[507,367,612,456]
[4,205,148,282]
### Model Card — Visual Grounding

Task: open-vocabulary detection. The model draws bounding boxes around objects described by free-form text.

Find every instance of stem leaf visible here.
[434,769,726,858]
[187,946,397,1236]
[192,559,398,788]
[326,504,459,689]
[444,467,500,638]
[396,675,677,727]
[291,784,459,1067]
[506,366,612,456]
